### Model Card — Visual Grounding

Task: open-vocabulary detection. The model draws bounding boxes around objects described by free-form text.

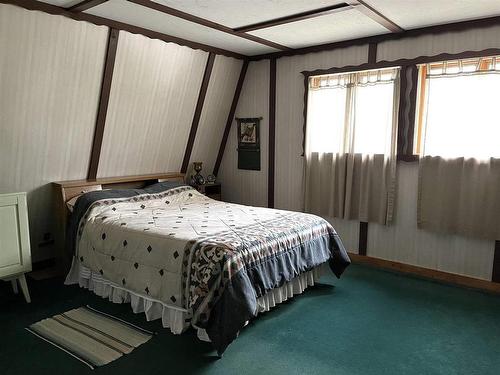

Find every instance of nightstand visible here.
[192,183,221,201]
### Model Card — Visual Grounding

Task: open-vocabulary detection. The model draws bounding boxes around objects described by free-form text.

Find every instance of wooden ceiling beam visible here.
[68,0,108,13]
[126,0,292,51]
[347,0,403,33]
[1,0,246,59]
[233,3,354,33]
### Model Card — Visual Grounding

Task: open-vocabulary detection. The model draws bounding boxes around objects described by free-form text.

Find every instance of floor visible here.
[1,264,499,375]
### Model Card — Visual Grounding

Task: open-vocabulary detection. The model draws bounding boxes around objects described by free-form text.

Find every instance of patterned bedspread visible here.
[69,183,350,355]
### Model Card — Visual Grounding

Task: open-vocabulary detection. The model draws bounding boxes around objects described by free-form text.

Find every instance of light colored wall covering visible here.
[0,4,108,261]
[221,26,500,280]
[377,24,500,61]
[189,56,243,176]
[97,31,208,178]
[218,60,270,207]
[368,163,494,281]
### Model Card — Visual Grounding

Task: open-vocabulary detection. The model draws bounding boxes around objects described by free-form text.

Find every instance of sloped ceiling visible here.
[37,0,500,56]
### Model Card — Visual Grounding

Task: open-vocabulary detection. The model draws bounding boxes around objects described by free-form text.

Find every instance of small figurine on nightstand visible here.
[191,161,205,185]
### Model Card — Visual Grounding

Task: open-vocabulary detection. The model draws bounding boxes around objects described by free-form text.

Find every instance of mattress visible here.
[65,183,350,354]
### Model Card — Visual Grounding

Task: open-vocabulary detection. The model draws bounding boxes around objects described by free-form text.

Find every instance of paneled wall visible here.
[220,24,500,280]
[189,56,243,175]
[0,5,243,262]
[0,4,108,262]
[97,32,208,177]
[218,60,270,207]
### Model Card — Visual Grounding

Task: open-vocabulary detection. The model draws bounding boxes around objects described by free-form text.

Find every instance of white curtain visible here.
[305,68,399,225]
[418,56,500,239]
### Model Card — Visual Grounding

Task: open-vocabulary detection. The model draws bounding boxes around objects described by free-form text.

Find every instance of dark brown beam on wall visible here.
[492,241,500,283]
[87,28,119,180]
[213,60,249,176]
[368,42,378,64]
[2,0,245,59]
[347,0,403,33]
[126,0,292,51]
[268,58,277,209]
[67,0,108,12]
[358,222,368,256]
[181,53,216,174]
[397,65,418,158]
[233,3,354,33]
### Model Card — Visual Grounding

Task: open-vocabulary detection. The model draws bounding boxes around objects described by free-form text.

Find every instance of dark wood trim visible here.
[301,74,309,157]
[233,3,353,33]
[301,48,500,77]
[87,28,119,180]
[268,58,277,208]
[397,65,418,158]
[397,154,420,162]
[492,241,500,283]
[67,0,108,12]
[1,0,246,59]
[181,53,216,174]
[213,60,249,176]
[368,42,378,64]
[348,252,500,294]
[126,0,291,52]
[347,0,403,33]
[250,15,500,61]
[358,222,368,256]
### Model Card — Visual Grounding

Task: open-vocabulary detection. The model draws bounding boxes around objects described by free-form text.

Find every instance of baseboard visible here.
[348,252,500,294]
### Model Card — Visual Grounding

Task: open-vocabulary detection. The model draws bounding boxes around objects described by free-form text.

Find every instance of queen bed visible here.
[55,174,350,355]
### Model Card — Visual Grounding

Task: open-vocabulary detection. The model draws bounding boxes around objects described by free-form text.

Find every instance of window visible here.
[415,56,500,159]
[306,67,399,155]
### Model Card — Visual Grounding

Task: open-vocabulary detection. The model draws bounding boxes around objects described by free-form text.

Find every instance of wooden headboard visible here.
[52,173,185,273]
[53,173,185,205]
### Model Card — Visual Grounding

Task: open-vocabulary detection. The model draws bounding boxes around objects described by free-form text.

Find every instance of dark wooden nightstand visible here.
[192,183,221,200]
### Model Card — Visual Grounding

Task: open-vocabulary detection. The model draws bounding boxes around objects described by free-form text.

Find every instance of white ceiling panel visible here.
[85,0,278,55]
[153,0,346,29]
[250,9,389,49]
[365,0,500,29]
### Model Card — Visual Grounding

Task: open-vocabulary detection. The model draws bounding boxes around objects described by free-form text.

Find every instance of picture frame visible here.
[237,118,260,149]
[236,117,261,171]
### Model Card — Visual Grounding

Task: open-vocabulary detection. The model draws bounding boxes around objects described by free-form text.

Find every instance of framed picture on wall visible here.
[236,117,261,170]
[237,118,260,148]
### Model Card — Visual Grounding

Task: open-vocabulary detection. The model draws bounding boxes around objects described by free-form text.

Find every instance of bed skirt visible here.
[65,259,327,340]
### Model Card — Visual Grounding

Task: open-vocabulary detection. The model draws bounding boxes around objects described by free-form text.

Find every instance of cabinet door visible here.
[0,194,31,278]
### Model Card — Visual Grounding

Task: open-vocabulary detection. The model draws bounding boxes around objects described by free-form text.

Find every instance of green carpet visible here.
[1,264,499,375]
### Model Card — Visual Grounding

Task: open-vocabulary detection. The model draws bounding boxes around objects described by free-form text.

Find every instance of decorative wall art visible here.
[237,117,261,170]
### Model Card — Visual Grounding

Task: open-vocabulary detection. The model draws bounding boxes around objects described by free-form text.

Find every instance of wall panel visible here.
[97,31,208,177]
[0,4,108,261]
[377,24,500,61]
[188,56,243,176]
[368,163,494,281]
[218,60,270,207]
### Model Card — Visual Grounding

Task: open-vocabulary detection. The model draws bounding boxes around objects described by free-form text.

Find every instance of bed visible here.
[54,174,350,355]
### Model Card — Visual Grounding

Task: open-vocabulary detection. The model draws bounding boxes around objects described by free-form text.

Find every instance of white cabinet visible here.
[0,192,31,302]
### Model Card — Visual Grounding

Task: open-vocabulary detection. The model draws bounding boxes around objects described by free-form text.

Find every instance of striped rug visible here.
[26,306,154,369]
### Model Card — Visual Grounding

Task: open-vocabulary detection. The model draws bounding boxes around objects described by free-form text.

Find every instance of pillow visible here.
[143,180,186,194]
[66,186,102,212]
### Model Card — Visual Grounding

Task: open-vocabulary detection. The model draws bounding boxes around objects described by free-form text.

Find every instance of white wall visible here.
[218,60,270,207]
[0,4,108,262]
[97,32,208,177]
[189,55,243,175]
[220,24,500,280]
